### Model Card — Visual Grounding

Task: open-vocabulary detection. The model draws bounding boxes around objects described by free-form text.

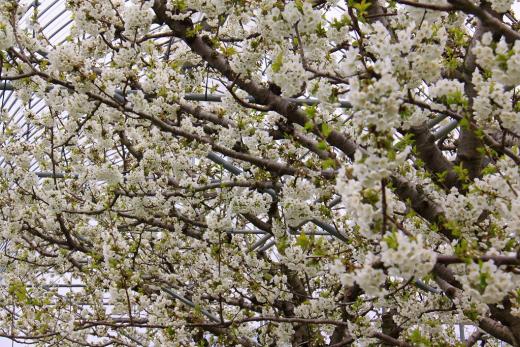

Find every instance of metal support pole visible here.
[433,120,459,140]
[427,113,449,128]
[459,324,465,341]
[161,287,220,323]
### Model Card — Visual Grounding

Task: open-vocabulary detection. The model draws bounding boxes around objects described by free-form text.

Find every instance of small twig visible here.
[294,24,349,84]
[372,332,413,347]
[396,0,456,11]
[382,179,387,233]
[0,71,37,81]
[436,254,520,266]
[364,12,397,19]
[226,74,271,111]
[448,0,520,42]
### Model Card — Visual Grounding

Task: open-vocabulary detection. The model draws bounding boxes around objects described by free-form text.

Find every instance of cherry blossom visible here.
[0,0,519,346]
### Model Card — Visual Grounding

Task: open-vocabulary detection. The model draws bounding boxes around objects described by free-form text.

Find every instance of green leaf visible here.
[8,281,28,303]
[321,158,336,169]
[361,188,379,204]
[305,105,318,119]
[272,51,284,73]
[331,15,351,30]
[459,117,470,130]
[395,133,414,151]
[351,0,372,15]
[316,23,327,38]
[453,162,469,182]
[436,170,448,183]
[186,23,203,38]
[173,0,188,11]
[304,121,314,132]
[477,260,490,293]
[387,149,396,161]
[166,326,176,337]
[383,231,399,250]
[263,273,273,282]
[321,123,332,138]
[296,233,311,250]
[496,49,514,71]
[454,238,469,258]
[295,0,304,12]
[317,140,328,151]
[441,90,468,108]
[464,308,479,321]
[448,27,467,46]
[481,164,497,176]
[222,46,237,57]
[445,219,462,238]
[276,236,289,255]
[409,329,431,345]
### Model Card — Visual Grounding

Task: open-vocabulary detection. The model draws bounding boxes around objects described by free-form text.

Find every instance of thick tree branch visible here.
[152,1,358,158]
[448,0,520,42]
[407,124,460,189]
[396,0,456,11]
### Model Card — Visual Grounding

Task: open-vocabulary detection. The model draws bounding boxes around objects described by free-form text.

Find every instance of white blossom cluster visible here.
[474,33,520,87]
[0,12,14,51]
[281,178,316,227]
[340,262,387,297]
[336,147,410,237]
[368,20,447,86]
[489,0,515,12]
[268,50,311,97]
[231,189,272,216]
[459,261,518,304]
[0,0,519,345]
[346,70,403,133]
[381,232,437,279]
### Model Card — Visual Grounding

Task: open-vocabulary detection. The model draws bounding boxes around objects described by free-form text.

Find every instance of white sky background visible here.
[0,0,519,346]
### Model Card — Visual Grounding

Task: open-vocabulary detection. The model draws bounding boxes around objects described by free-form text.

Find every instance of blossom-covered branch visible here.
[0,0,519,346]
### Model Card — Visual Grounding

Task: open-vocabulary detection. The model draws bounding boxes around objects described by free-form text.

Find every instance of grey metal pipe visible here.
[250,234,272,251]
[433,119,459,140]
[161,287,220,323]
[257,240,276,252]
[0,82,352,108]
[427,113,449,128]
